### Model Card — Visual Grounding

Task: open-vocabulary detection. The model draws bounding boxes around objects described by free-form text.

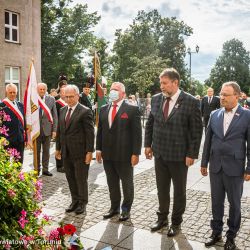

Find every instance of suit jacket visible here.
[201,105,250,176]
[79,93,92,110]
[40,95,58,136]
[0,100,26,143]
[56,103,94,159]
[201,95,220,118]
[144,91,203,162]
[96,101,142,162]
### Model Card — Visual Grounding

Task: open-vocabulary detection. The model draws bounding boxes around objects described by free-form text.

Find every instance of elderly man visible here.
[56,85,94,215]
[96,82,142,221]
[201,87,220,130]
[144,68,203,236]
[201,82,250,250]
[0,84,26,163]
[36,82,58,176]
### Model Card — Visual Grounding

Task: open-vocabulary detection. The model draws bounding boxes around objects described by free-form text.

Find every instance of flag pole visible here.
[94,52,99,126]
[33,139,38,175]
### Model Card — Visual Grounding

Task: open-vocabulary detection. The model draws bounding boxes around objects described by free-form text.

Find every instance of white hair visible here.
[65,84,80,95]
[37,82,48,90]
[112,82,126,92]
[6,83,17,92]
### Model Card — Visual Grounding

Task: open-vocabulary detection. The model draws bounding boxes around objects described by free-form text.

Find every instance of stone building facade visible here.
[0,0,41,100]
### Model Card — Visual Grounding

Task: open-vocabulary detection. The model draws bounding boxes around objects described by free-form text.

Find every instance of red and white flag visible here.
[24,62,40,142]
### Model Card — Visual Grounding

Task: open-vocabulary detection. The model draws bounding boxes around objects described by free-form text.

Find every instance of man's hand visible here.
[131,155,139,167]
[200,167,208,176]
[185,157,194,167]
[145,147,153,160]
[96,151,102,163]
[244,174,250,181]
[55,150,61,160]
[52,132,56,140]
[85,152,92,165]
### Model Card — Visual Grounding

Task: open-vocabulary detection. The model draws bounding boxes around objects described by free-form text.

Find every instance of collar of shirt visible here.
[112,99,124,108]
[68,102,78,113]
[170,88,181,103]
[223,104,239,114]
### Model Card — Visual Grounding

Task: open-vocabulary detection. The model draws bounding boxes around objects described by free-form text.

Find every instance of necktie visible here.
[111,104,118,123]
[163,97,171,120]
[65,108,72,127]
[208,97,212,104]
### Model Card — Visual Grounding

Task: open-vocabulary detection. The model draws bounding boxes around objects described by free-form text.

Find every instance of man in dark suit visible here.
[36,83,58,176]
[201,81,250,250]
[56,84,94,215]
[96,82,142,221]
[0,83,26,163]
[144,68,203,236]
[201,87,220,130]
[79,83,93,110]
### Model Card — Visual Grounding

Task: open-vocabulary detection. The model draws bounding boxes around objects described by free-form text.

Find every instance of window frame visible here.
[4,10,20,43]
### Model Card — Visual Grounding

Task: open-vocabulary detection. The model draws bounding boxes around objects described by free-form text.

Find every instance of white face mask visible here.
[109,90,119,102]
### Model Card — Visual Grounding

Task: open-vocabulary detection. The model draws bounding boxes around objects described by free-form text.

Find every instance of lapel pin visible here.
[175,104,179,109]
[235,113,240,116]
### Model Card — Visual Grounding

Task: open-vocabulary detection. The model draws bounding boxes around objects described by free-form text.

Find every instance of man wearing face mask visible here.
[145,68,203,236]
[96,82,142,221]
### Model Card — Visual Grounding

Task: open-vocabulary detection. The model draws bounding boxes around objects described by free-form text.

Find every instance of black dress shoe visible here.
[57,167,65,173]
[75,203,86,215]
[224,238,236,250]
[42,171,53,176]
[151,220,168,232]
[205,233,222,247]
[167,224,181,237]
[65,202,78,213]
[103,209,120,219]
[119,211,130,221]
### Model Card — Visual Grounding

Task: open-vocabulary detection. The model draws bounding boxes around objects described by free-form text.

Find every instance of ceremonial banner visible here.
[24,62,40,142]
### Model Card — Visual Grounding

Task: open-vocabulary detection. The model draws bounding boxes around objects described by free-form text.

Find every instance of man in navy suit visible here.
[96,82,142,221]
[0,83,26,163]
[201,82,250,250]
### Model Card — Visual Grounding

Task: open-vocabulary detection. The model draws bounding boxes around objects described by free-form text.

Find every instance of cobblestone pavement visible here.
[23,135,250,250]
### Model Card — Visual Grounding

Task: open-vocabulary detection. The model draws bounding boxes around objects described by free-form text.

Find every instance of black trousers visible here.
[36,134,51,172]
[155,157,188,225]
[8,141,24,164]
[64,155,89,205]
[210,170,243,239]
[103,160,134,212]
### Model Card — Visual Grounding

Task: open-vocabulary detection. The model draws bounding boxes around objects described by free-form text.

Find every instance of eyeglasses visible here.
[65,95,76,99]
[219,93,235,97]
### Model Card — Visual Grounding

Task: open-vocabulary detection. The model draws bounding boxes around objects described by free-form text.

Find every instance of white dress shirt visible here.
[65,102,78,120]
[223,104,239,135]
[162,88,181,116]
[108,99,124,128]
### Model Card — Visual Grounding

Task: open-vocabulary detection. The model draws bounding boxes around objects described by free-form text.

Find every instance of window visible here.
[5,67,20,100]
[5,11,19,43]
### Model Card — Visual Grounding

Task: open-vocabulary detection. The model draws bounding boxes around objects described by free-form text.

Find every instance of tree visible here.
[41,0,102,89]
[207,39,250,94]
[111,10,193,95]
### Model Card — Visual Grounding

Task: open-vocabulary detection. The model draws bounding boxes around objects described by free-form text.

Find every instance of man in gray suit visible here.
[37,82,58,176]
[145,68,203,236]
[201,82,250,250]
[56,85,94,215]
